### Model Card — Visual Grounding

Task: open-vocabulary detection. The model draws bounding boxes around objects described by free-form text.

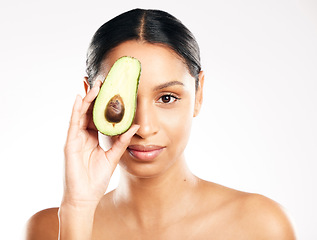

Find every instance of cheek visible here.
[159,101,194,149]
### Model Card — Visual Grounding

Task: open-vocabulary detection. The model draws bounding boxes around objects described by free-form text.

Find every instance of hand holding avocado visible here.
[62,61,140,207]
[58,57,140,239]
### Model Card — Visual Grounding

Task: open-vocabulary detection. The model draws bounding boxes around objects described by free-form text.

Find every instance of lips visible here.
[127,145,165,161]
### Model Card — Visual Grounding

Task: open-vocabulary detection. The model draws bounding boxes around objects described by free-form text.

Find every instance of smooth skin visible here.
[26,41,296,240]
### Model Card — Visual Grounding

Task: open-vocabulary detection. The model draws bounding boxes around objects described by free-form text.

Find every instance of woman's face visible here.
[99,40,203,178]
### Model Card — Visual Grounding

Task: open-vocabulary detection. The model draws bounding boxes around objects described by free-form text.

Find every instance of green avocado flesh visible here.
[93,56,141,136]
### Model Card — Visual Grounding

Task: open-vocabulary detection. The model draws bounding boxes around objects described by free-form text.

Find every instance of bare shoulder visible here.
[25,208,59,240]
[198,180,296,239]
[236,193,296,239]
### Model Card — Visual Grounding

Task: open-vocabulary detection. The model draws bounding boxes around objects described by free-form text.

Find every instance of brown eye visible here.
[162,95,171,103]
[158,94,179,104]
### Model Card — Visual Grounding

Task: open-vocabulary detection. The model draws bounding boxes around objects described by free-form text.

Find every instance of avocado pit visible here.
[105,94,125,123]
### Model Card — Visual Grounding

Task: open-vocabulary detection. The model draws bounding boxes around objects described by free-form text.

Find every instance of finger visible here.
[105,125,140,167]
[86,114,98,131]
[80,80,103,130]
[80,80,102,116]
[67,95,83,141]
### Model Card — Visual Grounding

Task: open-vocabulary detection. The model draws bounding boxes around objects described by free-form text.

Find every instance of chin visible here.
[118,161,168,179]
[118,152,177,179]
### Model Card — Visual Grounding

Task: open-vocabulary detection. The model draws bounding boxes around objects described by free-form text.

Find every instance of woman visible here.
[26,9,295,239]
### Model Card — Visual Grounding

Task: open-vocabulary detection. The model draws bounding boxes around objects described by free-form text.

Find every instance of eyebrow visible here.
[153,80,184,91]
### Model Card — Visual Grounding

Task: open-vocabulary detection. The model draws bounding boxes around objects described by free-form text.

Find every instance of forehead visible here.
[99,40,194,88]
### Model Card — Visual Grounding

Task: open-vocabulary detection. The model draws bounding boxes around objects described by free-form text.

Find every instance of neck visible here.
[113,155,201,229]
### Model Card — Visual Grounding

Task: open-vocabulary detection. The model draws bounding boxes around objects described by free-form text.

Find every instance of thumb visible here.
[104,125,140,168]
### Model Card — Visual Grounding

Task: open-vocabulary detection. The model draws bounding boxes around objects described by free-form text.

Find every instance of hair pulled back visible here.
[86,8,201,90]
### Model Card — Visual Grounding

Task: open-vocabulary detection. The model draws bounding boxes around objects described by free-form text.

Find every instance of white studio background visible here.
[0,0,316,239]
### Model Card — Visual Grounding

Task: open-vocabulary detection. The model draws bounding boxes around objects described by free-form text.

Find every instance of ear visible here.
[83,76,90,94]
[193,71,205,117]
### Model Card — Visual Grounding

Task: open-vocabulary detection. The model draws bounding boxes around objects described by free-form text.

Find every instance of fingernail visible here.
[132,124,140,132]
[97,80,103,87]
[126,125,139,137]
[76,94,82,101]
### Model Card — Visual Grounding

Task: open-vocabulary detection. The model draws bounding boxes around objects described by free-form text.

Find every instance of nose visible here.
[133,97,159,139]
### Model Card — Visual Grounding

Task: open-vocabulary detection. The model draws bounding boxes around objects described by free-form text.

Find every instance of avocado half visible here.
[93,56,141,136]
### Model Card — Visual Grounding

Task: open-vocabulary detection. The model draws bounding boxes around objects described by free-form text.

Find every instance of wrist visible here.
[59,199,99,222]
[59,202,97,214]
[61,195,100,210]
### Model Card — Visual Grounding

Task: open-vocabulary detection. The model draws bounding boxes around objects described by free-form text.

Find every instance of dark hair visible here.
[86,8,201,90]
